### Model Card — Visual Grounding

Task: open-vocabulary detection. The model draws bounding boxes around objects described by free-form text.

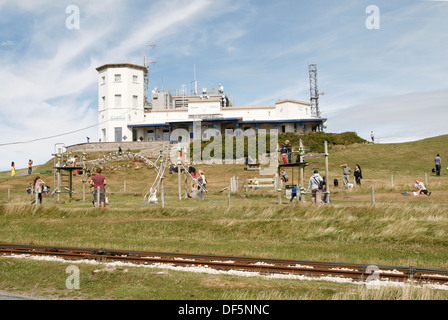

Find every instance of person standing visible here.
[340,164,351,188]
[89,168,107,208]
[290,185,298,203]
[322,176,332,204]
[285,140,292,164]
[307,169,324,205]
[197,170,207,200]
[28,159,33,175]
[435,154,442,176]
[279,142,288,164]
[11,161,16,177]
[33,176,46,204]
[354,164,363,185]
[11,162,15,177]
[370,131,375,143]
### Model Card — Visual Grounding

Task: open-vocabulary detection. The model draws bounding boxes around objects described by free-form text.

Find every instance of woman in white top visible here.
[414,180,431,196]
[34,176,46,204]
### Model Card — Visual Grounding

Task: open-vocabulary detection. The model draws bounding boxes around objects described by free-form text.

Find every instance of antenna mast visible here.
[309,64,321,118]
[144,44,156,104]
[192,64,198,95]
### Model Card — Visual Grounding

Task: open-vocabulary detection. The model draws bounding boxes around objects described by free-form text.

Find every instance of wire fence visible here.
[0,170,445,209]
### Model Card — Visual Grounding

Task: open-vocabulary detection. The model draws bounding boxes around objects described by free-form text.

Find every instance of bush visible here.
[189,132,367,160]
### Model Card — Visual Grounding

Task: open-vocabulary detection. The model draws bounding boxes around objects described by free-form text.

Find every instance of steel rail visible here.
[1,243,447,285]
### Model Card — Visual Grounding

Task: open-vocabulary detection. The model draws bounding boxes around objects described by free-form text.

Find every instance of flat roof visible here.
[96,63,148,73]
[127,118,327,128]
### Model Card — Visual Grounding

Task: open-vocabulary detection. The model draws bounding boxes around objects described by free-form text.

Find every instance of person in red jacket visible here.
[89,168,107,207]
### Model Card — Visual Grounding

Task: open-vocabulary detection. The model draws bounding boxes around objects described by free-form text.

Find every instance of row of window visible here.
[101,74,139,85]
[101,95,139,109]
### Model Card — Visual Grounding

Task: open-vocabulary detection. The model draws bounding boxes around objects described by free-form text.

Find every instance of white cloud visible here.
[0,0,223,171]
[1,0,447,171]
[1,40,14,46]
[327,89,448,142]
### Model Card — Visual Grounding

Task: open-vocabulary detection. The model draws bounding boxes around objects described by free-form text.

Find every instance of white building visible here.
[96,62,327,142]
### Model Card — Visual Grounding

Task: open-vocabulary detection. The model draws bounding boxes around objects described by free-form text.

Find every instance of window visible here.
[133,95,138,108]
[162,130,169,141]
[133,75,138,83]
[147,129,155,141]
[102,96,106,109]
[114,74,121,82]
[115,94,122,108]
[101,76,106,85]
[114,127,122,142]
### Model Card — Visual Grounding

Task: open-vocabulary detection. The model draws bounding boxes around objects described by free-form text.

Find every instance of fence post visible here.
[178,161,182,201]
[82,181,86,203]
[391,174,394,187]
[227,184,231,208]
[324,141,330,196]
[97,186,100,208]
[161,178,165,209]
[371,186,375,205]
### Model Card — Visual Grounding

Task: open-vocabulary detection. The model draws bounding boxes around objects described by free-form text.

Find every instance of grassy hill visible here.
[330,134,448,176]
[1,133,448,300]
[1,133,446,195]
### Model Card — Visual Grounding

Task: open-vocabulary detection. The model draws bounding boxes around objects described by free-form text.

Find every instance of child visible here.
[290,185,297,203]
[279,143,288,164]
[189,183,198,198]
[197,170,207,200]
[322,177,332,204]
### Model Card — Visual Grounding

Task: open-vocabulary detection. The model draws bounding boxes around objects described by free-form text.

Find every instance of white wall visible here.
[98,66,145,142]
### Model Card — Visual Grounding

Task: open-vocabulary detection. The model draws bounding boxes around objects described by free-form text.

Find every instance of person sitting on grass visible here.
[413,180,431,196]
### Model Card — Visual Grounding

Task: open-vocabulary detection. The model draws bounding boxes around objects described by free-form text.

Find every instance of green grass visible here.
[4,257,446,300]
[1,134,448,300]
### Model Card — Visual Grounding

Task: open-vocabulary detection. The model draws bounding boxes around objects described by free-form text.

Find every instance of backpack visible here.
[313,177,324,190]
[318,179,324,190]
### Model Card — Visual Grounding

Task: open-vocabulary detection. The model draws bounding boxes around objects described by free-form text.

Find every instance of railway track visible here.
[1,243,448,286]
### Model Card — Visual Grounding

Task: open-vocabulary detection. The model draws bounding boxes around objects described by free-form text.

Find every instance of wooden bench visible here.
[245,163,261,171]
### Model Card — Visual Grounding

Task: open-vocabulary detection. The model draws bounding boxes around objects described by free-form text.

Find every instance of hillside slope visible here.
[1,134,447,194]
[329,134,448,178]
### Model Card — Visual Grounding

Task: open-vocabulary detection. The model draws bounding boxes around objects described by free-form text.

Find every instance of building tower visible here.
[96,63,148,142]
[309,64,321,118]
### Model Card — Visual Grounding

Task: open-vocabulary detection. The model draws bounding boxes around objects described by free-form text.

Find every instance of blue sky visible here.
[0,0,447,171]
